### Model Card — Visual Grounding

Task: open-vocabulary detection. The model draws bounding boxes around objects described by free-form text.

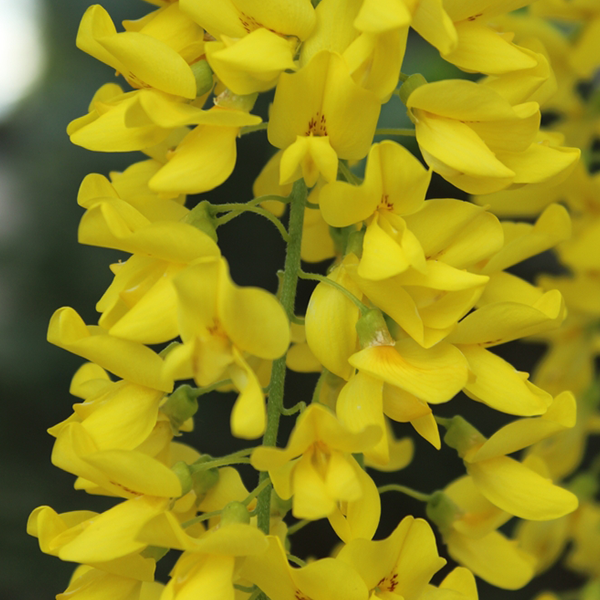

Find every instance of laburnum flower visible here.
[267,50,380,187]
[427,0,543,76]
[137,502,269,600]
[318,140,431,280]
[427,476,536,589]
[68,83,262,195]
[75,171,221,344]
[531,0,600,79]
[27,496,170,570]
[335,515,447,600]
[47,306,173,392]
[406,79,580,194]
[164,256,290,439]
[251,403,382,541]
[55,565,164,600]
[180,0,316,95]
[445,203,570,416]
[241,535,370,600]
[76,4,202,99]
[443,394,579,521]
[300,0,416,101]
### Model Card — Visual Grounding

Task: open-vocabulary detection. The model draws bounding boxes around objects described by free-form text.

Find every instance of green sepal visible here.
[189,456,220,502]
[141,545,170,562]
[398,73,428,106]
[355,308,395,349]
[270,488,293,518]
[161,384,199,432]
[190,59,214,97]
[426,490,461,535]
[443,416,486,458]
[172,461,193,496]
[183,200,219,242]
[221,500,250,525]
[215,88,259,112]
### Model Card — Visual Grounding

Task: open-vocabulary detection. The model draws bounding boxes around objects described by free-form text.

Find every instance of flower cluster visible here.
[29,1,600,599]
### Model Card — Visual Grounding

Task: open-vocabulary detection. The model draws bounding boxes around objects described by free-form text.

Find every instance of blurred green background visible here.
[0,1,592,599]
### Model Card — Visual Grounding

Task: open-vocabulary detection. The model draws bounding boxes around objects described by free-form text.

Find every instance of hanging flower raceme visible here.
[163,256,290,439]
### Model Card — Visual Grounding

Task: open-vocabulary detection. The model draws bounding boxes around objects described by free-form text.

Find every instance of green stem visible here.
[240,122,269,135]
[286,519,310,535]
[189,379,232,397]
[256,179,308,537]
[298,270,370,315]
[378,484,432,503]
[375,128,416,137]
[243,476,272,506]
[181,509,222,528]
[287,554,307,568]
[217,207,290,242]
[211,194,289,213]
[280,401,306,416]
[338,160,361,185]
[311,369,327,404]
[190,448,254,472]
[434,416,453,429]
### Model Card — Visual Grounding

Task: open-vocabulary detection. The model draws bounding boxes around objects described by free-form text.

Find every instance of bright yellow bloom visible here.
[77,4,201,99]
[180,0,316,94]
[319,141,430,280]
[336,515,447,600]
[445,398,579,520]
[432,477,536,589]
[242,535,369,600]
[268,50,380,186]
[251,403,381,539]
[164,257,290,438]
[47,307,173,392]
[406,79,580,194]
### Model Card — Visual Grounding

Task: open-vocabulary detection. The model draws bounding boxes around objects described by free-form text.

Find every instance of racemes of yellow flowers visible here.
[29,0,600,599]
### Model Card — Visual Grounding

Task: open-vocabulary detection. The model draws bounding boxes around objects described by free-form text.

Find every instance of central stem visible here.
[256,178,307,536]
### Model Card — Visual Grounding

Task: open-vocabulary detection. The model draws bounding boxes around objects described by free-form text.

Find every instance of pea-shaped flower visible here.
[164,257,290,439]
[251,403,381,539]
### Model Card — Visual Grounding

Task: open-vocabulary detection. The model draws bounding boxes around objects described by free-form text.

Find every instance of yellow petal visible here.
[446,529,535,590]
[467,456,578,520]
[47,307,173,392]
[337,372,388,465]
[218,259,290,359]
[305,262,360,380]
[349,340,468,404]
[459,344,551,416]
[58,497,169,563]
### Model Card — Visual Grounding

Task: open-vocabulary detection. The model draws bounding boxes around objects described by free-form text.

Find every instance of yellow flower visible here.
[319,141,430,280]
[251,403,381,539]
[181,0,316,94]
[241,535,369,600]
[428,477,536,590]
[406,79,580,194]
[77,4,201,99]
[164,257,290,438]
[336,515,447,600]
[268,50,380,186]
